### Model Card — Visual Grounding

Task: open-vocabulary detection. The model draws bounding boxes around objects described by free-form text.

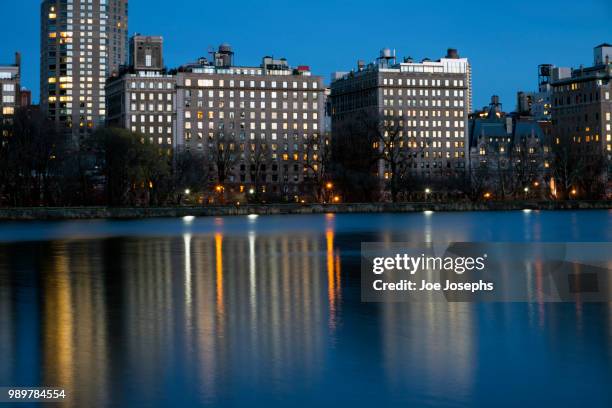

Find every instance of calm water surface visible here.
[1,211,612,407]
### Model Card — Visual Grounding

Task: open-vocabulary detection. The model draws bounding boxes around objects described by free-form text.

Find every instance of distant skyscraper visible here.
[40,0,128,144]
[0,52,21,129]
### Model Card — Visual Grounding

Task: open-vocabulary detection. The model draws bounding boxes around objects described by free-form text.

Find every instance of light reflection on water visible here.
[0,211,611,407]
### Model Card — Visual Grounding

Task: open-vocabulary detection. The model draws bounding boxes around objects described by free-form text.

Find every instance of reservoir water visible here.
[0,210,611,407]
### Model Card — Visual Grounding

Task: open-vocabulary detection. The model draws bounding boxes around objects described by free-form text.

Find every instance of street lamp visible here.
[185,189,191,195]
[425,188,431,195]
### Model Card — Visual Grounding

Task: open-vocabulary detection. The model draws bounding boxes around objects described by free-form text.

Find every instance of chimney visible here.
[15,52,21,68]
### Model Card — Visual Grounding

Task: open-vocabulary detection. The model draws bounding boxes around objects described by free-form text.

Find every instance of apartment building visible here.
[106,35,176,148]
[174,45,325,200]
[551,43,612,196]
[330,48,472,182]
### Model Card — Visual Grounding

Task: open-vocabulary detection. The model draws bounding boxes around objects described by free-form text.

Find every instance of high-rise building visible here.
[0,52,21,129]
[330,48,472,182]
[40,0,128,144]
[106,35,176,149]
[551,43,612,196]
[174,45,325,201]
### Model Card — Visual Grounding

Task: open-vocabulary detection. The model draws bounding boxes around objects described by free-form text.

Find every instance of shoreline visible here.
[0,201,610,221]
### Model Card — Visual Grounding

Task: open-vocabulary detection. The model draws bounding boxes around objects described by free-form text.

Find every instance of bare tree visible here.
[173,149,209,204]
[330,114,380,202]
[0,107,64,206]
[247,138,270,202]
[209,133,239,203]
[303,133,331,202]
[363,111,423,202]
[550,136,586,200]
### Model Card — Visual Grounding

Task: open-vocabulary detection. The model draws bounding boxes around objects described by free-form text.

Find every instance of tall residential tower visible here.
[0,53,21,129]
[40,0,128,143]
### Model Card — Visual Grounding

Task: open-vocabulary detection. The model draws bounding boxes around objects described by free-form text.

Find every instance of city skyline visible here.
[1,0,610,110]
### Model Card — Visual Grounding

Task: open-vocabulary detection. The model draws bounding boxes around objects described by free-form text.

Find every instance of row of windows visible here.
[382,78,465,87]
[383,88,465,97]
[130,115,173,124]
[185,111,319,120]
[383,119,465,128]
[130,92,173,102]
[129,103,173,113]
[185,121,320,131]
[184,132,319,143]
[183,99,319,111]
[383,130,466,139]
[383,99,465,108]
[130,81,174,90]
[383,109,464,118]
[184,89,320,101]
[130,126,173,138]
[183,78,319,89]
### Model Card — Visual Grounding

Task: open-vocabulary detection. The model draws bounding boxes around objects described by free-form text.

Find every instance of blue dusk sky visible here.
[1,0,610,110]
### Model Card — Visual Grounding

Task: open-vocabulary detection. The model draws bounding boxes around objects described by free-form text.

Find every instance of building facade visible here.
[330,48,472,184]
[517,64,571,120]
[551,44,612,197]
[174,45,325,201]
[469,96,551,199]
[106,35,176,149]
[0,53,21,130]
[41,0,128,143]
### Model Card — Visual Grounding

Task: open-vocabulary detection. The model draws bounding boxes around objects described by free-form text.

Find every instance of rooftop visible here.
[332,48,469,83]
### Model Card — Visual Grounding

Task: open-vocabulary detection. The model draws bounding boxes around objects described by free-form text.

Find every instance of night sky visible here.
[1,0,610,110]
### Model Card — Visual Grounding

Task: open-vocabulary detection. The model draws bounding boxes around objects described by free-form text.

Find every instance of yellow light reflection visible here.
[44,247,74,401]
[215,233,224,316]
[326,229,338,329]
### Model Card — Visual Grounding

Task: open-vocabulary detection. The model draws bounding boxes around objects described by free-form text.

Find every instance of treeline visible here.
[0,107,207,207]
